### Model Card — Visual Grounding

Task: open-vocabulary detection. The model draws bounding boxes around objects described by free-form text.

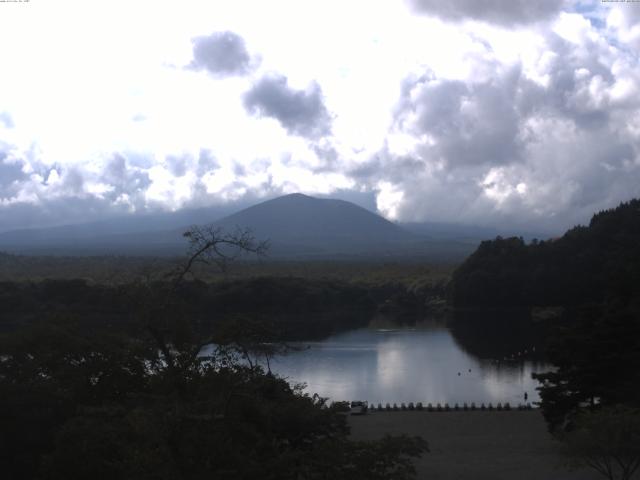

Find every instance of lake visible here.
[269,321,550,405]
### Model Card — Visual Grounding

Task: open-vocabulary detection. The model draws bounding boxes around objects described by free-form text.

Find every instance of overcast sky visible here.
[0,0,639,233]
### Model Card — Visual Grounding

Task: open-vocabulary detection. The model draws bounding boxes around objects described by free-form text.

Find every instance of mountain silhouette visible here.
[0,193,477,260]
[213,193,413,250]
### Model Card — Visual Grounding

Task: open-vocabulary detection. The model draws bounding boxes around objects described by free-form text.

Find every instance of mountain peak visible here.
[281,192,312,199]
[267,192,317,204]
[0,192,476,260]
[213,193,413,255]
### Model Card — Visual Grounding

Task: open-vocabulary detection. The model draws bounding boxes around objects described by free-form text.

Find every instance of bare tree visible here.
[140,225,268,387]
[561,406,640,480]
[172,225,269,288]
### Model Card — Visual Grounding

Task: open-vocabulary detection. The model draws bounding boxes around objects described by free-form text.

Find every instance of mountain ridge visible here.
[0,193,476,260]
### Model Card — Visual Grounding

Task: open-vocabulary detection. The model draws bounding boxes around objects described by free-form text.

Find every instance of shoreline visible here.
[349,410,604,480]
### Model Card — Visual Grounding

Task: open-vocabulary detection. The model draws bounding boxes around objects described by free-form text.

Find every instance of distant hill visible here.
[201,193,479,260]
[0,193,477,260]
[212,193,412,255]
[401,221,551,244]
[451,198,640,307]
[0,203,245,255]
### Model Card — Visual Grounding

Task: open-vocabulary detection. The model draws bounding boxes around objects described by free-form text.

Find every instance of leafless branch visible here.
[141,225,268,379]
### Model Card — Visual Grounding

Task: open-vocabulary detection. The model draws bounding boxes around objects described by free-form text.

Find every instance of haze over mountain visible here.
[0,193,490,260]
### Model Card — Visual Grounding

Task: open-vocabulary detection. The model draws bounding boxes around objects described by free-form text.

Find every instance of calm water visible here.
[269,322,550,405]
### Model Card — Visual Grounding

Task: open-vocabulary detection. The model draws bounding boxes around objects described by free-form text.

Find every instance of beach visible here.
[349,410,606,480]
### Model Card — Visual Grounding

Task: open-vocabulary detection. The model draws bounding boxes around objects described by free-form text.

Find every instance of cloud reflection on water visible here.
[271,325,549,404]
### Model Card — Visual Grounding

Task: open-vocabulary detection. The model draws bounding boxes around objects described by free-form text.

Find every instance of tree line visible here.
[450,200,640,479]
[0,226,428,479]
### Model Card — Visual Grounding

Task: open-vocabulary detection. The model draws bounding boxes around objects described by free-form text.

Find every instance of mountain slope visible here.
[0,193,476,260]
[215,193,412,244]
[0,203,243,251]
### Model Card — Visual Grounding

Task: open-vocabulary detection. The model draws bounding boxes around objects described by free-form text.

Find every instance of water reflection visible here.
[270,322,550,405]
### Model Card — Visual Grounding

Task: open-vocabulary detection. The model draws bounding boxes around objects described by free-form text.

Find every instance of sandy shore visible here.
[349,410,608,480]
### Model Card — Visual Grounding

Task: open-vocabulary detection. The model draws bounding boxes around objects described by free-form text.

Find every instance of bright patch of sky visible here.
[0,0,639,231]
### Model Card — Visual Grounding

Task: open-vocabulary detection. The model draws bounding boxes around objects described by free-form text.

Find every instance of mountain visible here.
[214,193,411,251]
[0,193,477,260]
[0,203,247,255]
[208,193,482,260]
[0,203,247,237]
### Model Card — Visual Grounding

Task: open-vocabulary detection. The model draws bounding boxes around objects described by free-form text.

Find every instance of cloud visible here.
[353,22,640,231]
[606,3,640,48]
[103,154,151,198]
[243,74,332,139]
[165,154,188,177]
[0,148,154,231]
[0,136,350,232]
[0,112,14,129]
[196,149,219,176]
[394,66,524,168]
[406,0,565,26]
[190,31,252,76]
[0,153,27,199]
[1,2,640,235]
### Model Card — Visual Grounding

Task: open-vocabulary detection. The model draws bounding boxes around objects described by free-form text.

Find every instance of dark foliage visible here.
[449,308,546,360]
[0,315,428,479]
[533,302,640,431]
[0,276,376,339]
[451,199,640,433]
[451,199,640,308]
[559,405,640,480]
[0,226,427,479]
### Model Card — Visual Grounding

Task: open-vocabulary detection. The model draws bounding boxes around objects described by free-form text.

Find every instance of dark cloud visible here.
[353,29,640,231]
[395,66,524,168]
[103,154,151,197]
[530,34,619,127]
[243,74,332,139]
[190,31,251,76]
[406,0,565,26]
[61,168,84,194]
[196,149,219,175]
[0,155,27,199]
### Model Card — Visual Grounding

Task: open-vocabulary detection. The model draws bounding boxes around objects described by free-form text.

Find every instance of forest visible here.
[2,201,640,478]
[450,199,640,309]
[0,227,432,479]
[450,200,640,449]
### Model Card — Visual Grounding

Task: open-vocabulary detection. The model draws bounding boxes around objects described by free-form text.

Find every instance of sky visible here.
[0,0,639,233]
